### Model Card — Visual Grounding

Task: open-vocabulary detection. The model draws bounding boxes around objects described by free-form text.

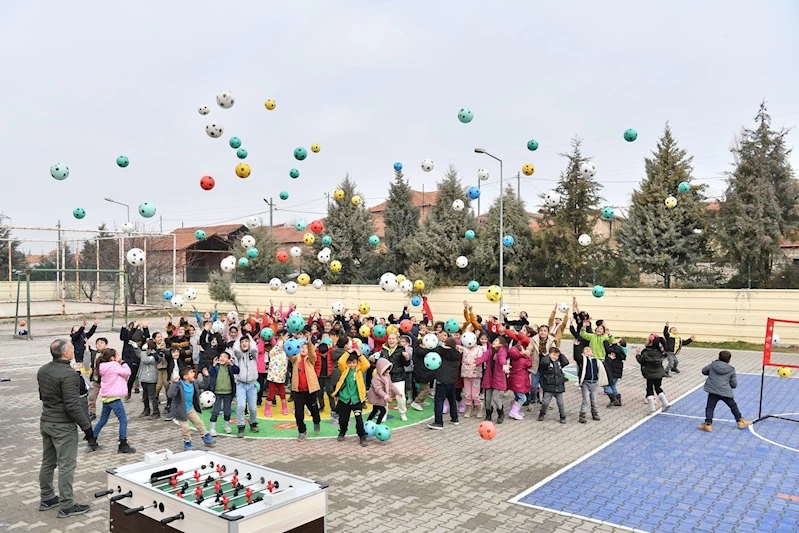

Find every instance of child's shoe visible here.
[464,405,472,418]
[646,396,656,413]
[508,403,523,421]
[474,405,484,419]
[250,422,259,433]
[337,433,345,442]
[657,392,670,412]
[559,415,566,424]
[737,418,752,429]
[458,401,466,413]
[224,422,232,434]
[237,425,245,438]
[148,410,161,420]
[496,408,505,424]
[538,408,547,421]
[443,402,449,414]
[360,436,367,447]
[202,433,215,447]
[313,424,321,434]
[117,439,136,454]
[579,412,587,424]
[591,411,601,421]
[209,425,217,437]
[484,408,492,421]
[184,440,193,451]
[264,404,273,417]
[410,402,423,411]
[698,423,712,432]
[281,400,289,416]
[139,408,150,418]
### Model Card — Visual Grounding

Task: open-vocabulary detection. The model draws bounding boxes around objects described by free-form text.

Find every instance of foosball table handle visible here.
[124,506,146,516]
[110,491,133,502]
[94,489,115,498]
[161,512,184,525]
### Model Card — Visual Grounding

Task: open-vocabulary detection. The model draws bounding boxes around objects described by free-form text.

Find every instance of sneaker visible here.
[422,401,431,407]
[249,422,259,433]
[117,439,136,454]
[89,413,97,421]
[209,426,217,437]
[359,436,367,447]
[134,388,140,394]
[298,432,307,441]
[163,415,174,422]
[138,410,150,418]
[451,420,459,426]
[39,496,60,511]
[410,402,423,412]
[737,419,753,429]
[87,441,100,452]
[148,412,161,420]
[673,369,681,374]
[237,425,245,438]
[400,414,408,422]
[663,373,672,378]
[337,434,345,442]
[56,503,90,518]
[427,423,444,430]
[202,433,215,446]
[184,441,193,450]
[559,416,567,424]
[313,424,320,434]
[224,422,232,434]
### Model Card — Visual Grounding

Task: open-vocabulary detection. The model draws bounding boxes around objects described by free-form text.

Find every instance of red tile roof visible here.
[151,224,246,251]
[370,190,439,214]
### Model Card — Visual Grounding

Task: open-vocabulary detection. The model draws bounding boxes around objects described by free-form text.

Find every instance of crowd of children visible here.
[66,294,754,451]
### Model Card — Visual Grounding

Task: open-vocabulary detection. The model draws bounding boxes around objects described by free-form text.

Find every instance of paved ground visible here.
[0,318,784,533]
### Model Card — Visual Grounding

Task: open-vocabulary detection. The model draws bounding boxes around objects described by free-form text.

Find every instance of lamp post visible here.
[104,197,130,222]
[477,173,489,218]
[474,148,503,307]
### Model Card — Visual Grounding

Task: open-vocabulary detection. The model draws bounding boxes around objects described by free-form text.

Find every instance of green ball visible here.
[678,181,691,193]
[592,285,605,298]
[246,247,259,259]
[465,229,475,240]
[623,129,638,142]
[457,108,473,123]
[238,257,249,268]
[279,191,289,200]
[468,280,480,292]
[138,202,156,218]
[527,139,539,151]
[601,207,614,220]
[375,423,392,442]
[194,230,206,240]
[295,219,307,231]
[289,168,300,179]
[260,328,274,341]
[286,315,305,334]
[369,235,380,246]
[116,156,129,168]
[50,163,69,180]
[255,381,261,393]
[73,207,86,219]
[229,137,242,149]
[236,148,248,159]
[322,235,332,246]
[294,147,307,161]
[444,318,460,334]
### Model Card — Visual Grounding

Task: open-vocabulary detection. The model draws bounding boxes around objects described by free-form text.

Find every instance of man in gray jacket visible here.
[698,350,752,432]
[37,339,95,517]
[233,335,259,437]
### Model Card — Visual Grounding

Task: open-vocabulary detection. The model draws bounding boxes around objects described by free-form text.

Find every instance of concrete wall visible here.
[1,281,59,303]
[147,283,799,345]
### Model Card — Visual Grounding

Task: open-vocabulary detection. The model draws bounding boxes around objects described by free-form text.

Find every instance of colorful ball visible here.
[503,235,515,247]
[465,229,476,240]
[458,108,473,123]
[72,207,86,219]
[527,139,539,151]
[522,163,535,176]
[280,191,289,200]
[236,148,248,159]
[138,202,156,218]
[330,260,342,272]
[361,344,371,356]
[386,324,399,336]
[424,352,442,370]
[364,421,377,437]
[486,285,502,303]
[467,186,481,200]
[294,147,307,161]
[394,162,403,172]
[246,247,259,259]
[369,235,380,246]
[665,196,678,209]
[322,235,332,246]
[623,128,638,142]
[777,367,792,378]
[260,328,274,341]
[297,273,311,286]
[359,325,371,337]
[678,181,691,193]
[411,296,422,307]
[50,163,69,180]
[358,303,371,315]
[276,250,288,263]
[163,290,173,300]
[592,285,605,298]
[399,319,412,333]
[444,318,460,334]
[311,143,321,153]
[264,99,276,110]
[295,219,307,231]
[289,168,300,179]
[478,421,497,440]
[334,189,345,201]
[235,163,251,178]
[303,233,315,245]
[310,220,325,234]
[229,137,242,149]
[373,325,387,339]
[195,229,206,240]
[375,424,392,442]
[351,195,362,206]
[414,279,425,291]
[601,207,615,220]
[468,280,480,292]
[116,156,129,168]
[237,257,249,268]
[284,339,302,356]
[286,315,305,334]
[200,175,215,190]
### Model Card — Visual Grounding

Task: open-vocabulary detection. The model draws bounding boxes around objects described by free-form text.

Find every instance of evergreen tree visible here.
[616,124,708,288]
[407,165,476,284]
[718,102,799,288]
[234,226,294,283]
[382,169,420,273]
[323,174,378,284]
[0,220,26,282]
[474,185,536,286]
[536,138,603,286]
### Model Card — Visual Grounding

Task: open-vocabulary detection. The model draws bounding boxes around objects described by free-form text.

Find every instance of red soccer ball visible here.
[478,421,496,441]
[200,175,215,191]
[399,319,412,333]
[310,220,325,234]
[276,250,289,263]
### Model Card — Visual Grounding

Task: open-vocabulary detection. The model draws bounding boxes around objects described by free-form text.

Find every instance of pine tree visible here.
[718,102,799,288]
[616,124,708,288]
[323,174,378,284]
[234,226,294,283]
[407,165,476,284]
[474,185,536,286]
[536,138,604,286]
[382,169,420,274]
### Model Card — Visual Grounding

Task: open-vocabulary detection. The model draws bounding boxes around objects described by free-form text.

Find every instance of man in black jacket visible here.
[428,337,461,430]
[38,339,95,518]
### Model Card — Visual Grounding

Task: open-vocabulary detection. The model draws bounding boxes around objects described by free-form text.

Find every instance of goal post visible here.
[757,317,799,423]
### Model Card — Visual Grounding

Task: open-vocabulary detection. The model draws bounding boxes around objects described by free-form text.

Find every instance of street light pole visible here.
[104,197,130,222]
[475,148,504,309]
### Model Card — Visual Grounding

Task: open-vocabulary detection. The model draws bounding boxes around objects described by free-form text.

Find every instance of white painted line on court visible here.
[512,502,649,533]
[660,412,736,423]
[748,423,799,454]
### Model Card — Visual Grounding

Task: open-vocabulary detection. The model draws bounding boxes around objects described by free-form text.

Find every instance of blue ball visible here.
[238,257,249,268]
[369,235,380,246]
[393,162,403,172]
[623,129,638,142]
[592,285,605,298]
[294,147,307,161]
[236,148,248,159]
[289,168,300,179]
[375,424,392,442]
[444,318,460,334]
[163,290,174,300]
[229,137,242,149]
[503,235,515,247]
[411,296,422,307]
[286,315,305,334]
[364,421,377,437]
[465,230,476,240]
[322,235,332,246]
[424,352,441,370]
[260,328,274,341]
[601,207,615,220]
[467,186,481,200]
[284,338,302,356]
[527,139,539,151]
[360,345,371,356]
[72,207,86,219]
[246,247,259,259]
[295,219,307,231]
[678,181,691,193]
[458,108,473,123]
[468,280,479,292]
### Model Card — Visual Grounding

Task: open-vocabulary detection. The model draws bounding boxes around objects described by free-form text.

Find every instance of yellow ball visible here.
[311,143,321,153]
[264,99,276,110]
[396,274,407,284]
[359,325,371,337]
[413,279,425,291]
[236,163,251,179]
[522,163,535,176]
[777,367,793,378]
[351,195,361,206]
[297,273,310,286]
[386,325,399,335]
[358,302,371,314]
[665,196,678,209]
[334,188,345,201]
[303,233,315,245]
[486,285,502,302]
[330,260,342,272]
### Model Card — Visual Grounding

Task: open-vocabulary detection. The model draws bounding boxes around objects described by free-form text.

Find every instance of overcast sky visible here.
[1,1,797,253]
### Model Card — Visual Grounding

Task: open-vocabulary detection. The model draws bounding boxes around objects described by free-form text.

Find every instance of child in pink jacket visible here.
[458,339,485,419]
[367,358,396,424]
[91,348,136,454]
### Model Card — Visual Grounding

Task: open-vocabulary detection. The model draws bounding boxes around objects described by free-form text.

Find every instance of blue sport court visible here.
[511,374,799,533]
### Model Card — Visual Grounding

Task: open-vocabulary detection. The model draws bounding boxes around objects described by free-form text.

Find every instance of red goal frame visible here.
[758,318,799,423]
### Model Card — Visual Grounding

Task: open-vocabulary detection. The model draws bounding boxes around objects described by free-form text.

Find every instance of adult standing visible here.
[38,339,96,518]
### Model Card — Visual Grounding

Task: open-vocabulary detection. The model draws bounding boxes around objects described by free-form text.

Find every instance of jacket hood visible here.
[710,360,734,375]
[376,357,393,375]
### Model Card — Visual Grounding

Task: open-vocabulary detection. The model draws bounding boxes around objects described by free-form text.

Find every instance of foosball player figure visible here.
[167,366,216,450]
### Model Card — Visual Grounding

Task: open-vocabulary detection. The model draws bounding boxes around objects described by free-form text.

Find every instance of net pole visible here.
[75,240,80,302]
[14,275,20,336]
[111,273,117,330]
[758,360,765,422]
[60,234,66,316]
[144,238,148,305]
[26,271,31,339]
[95,237,100,301]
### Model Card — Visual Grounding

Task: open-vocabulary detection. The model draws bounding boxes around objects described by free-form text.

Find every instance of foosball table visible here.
[96,450,328,532]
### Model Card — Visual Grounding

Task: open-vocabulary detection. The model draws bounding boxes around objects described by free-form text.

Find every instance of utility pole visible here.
[324,193,330,209]
[160,215,163,233]
[263,198,274,236]
[56,220,61,291]
[516,171,521,199]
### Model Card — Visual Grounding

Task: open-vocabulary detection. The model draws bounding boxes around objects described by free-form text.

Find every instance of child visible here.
[698,351,752,431]
[137,340,162,419]
[507,343,533,420]
[428,338,461,430]
[152,332,169,406]
[265,337,289,417]
[91,348,136,453]
[579,321,614,361]
[70,318,98,364]
[17,320,27,336]
[538,346,569,423]
[380,333,409,422]
[287,342,321,441]
[198,325,224,390]
[574,345,609,423]
[204,351,240,436]
[315,342,336,415]
[458,335,485,418]
[332,350,370,446]
[603,338,627,407]
[233,335,260,437]
[367,358,394,424]
[167,366,215,450]
[663,322,695,377]
[399,335,417,405]
[87,337,107,420]
[475,336,505,423]
[636,335,671,413]
[163,347,181,421]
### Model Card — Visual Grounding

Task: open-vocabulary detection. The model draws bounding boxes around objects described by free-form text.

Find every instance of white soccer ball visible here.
[456,256,468,269]
[422,333,438,350]
[121,222,134,234]
[227,311,238,322]
[269,278,281,291]
[380,272,398,292]
[461,331,477,348]
[200,390,216,408]
[290,246,302,258]
[477,168,490,180]
[558,302,569,313]
[317,248,331,263]
[198,104,210,116]
[211,320,224,333]
[184,288,198,301]
[331,301,344,315]
[126,248,145,266]
[544,190,561,207]
[421,159,434,172]
[284,281,298,295]
[245,216,259,229]
[580,162,597,178]
[241,235,256,249]
[216,90,235,109]
[220,256,236,272]
[452,199,465,211]
[500,305,511,316]
[205,123,224,138]
[312,279,324,289]
[773,334,781,346]
[399,279,413,293]
[171,295,185,308]
[578,234,592,247]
